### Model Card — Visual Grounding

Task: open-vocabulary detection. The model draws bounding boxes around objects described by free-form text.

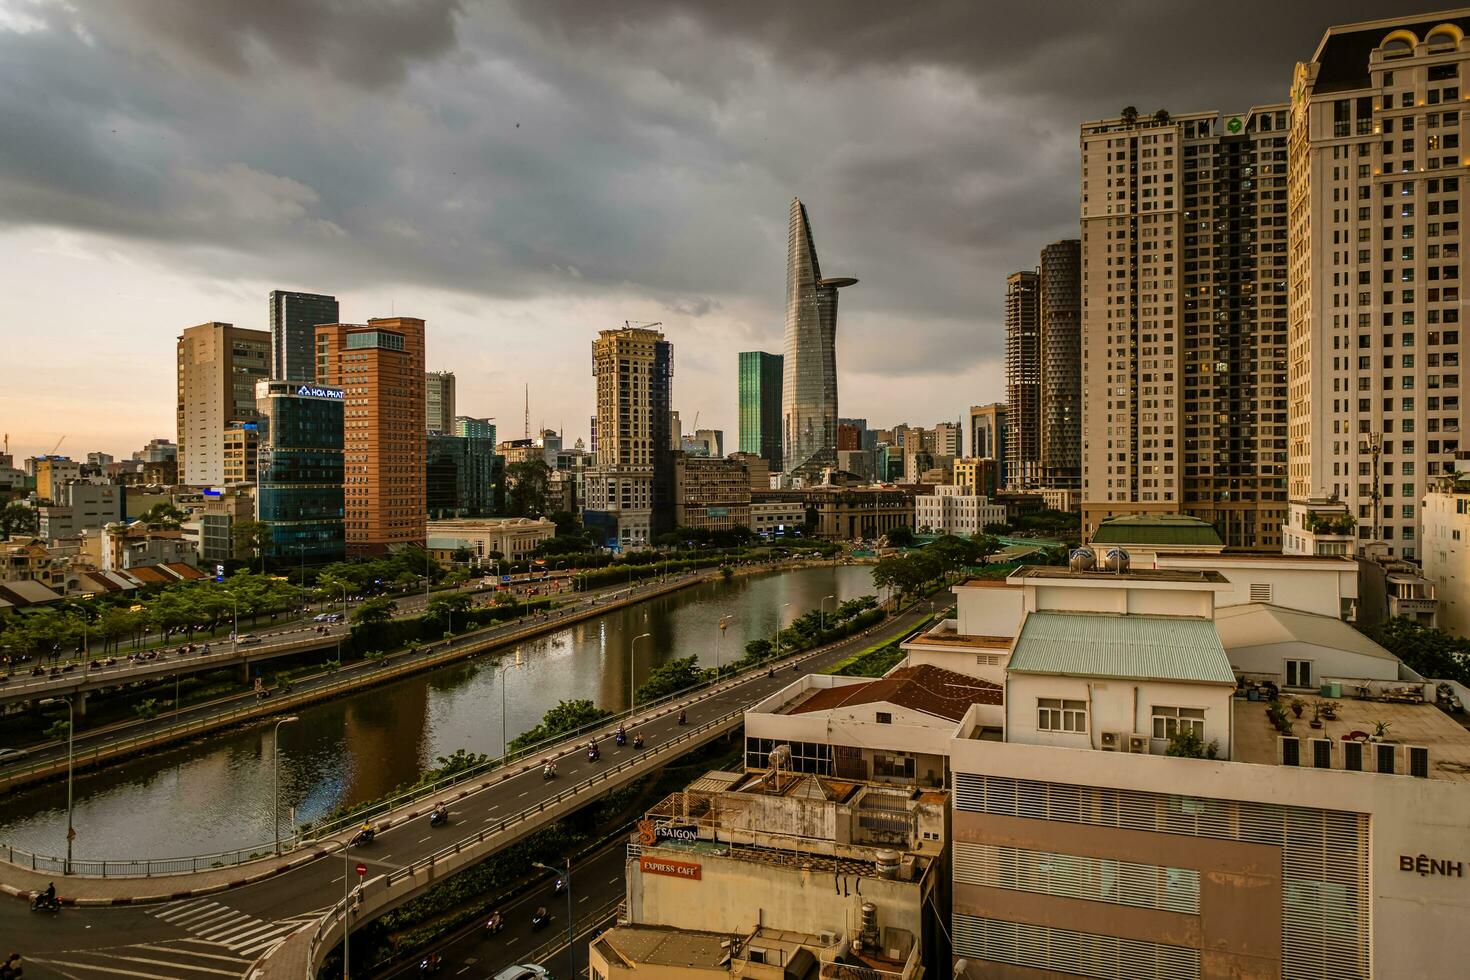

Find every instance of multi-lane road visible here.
[0,598,943,980]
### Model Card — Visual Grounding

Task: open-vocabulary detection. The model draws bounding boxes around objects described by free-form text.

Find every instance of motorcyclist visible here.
[633,732,644,749]
[677,709,687,725]
[543,761,556,778]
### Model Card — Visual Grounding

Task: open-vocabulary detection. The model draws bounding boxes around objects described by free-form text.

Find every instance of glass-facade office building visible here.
[738,351,783,468]
[782,198,856,476]
[269,290,338,383]
[255,380,345,564]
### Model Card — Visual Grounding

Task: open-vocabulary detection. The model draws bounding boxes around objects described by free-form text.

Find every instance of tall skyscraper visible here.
[269,290,338,383]
[314,317,427,556]
[738,351,784,467]
[1081,104,1288,547]
[782,198,857,476]
[933,421,962,459]
[967,403,1007,465]
[1039,239,1082,489]
[1004,270,1042,489]
[1288,13,1470,560]
[425,370,456,434]
[176,321,269,486]
[254,379,345,564]
[583,325,674,549]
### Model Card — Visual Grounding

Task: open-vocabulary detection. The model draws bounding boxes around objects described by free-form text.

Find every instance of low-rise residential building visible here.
[195,488,255,564]
[425,516,554,564]
[745,664,1002,788]
[913,485,1006,537]
[100,522,198,571]
[35,482,123,541]
[674,455,751,533]
[1423,470,1470,636]
[592,769,946,980]
[1036,486,1081,513]
[1282,494,1357,556]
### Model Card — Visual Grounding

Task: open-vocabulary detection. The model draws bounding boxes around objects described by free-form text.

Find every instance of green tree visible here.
[139,502,188,528]
[427,591,472,631]
[886,525,915,548]
[508,698,613,752]
[351,596,397,630]
[1362,617,1470,684]
[0,501,38,538]
[505,458,553,518]
[231,519,270,571]
[635,656,711,704]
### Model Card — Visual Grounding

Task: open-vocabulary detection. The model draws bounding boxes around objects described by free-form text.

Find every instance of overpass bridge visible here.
[0,600,944,980]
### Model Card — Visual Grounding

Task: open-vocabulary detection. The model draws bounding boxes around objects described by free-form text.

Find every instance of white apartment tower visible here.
[1080,105,1290,547]
[1288,12,1470,560]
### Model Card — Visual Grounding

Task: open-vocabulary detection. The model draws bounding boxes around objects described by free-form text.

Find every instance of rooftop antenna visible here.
[524,384,530,440]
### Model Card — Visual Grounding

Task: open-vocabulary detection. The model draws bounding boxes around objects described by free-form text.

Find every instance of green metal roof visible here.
[1090,514,1224,547]
[1009,611,1236,685]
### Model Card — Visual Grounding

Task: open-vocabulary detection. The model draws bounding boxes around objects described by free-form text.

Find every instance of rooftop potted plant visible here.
[1371,720,1392,742]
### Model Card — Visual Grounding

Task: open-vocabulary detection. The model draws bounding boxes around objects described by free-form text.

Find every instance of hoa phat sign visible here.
[295,385,345,400]
[640,855,702,881]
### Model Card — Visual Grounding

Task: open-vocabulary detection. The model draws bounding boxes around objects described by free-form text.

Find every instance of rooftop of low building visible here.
[1009,565,1230,585]
[1009,610,1236,685]
[1233,696,1470,782]
[785,664,1002,722]
[594,923,739,970]
[1090,513,1224,547]
[1215,603,1399,663]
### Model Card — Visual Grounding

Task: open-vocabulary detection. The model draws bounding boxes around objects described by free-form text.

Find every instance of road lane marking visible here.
[93,953,243,976]
[418,835,432,843]
[133,945,249,964]
[30,960,180,980]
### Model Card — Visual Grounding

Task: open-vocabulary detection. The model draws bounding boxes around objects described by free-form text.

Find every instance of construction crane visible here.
[623,320,663,330]
[49,435,65,455]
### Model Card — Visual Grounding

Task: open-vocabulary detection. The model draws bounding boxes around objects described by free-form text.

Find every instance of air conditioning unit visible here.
[1128,734,1150,754]
[1100,731,1124,751]
[817,931,842,948]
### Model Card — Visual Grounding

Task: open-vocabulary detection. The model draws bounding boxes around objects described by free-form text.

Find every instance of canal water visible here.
[0,564,876,860]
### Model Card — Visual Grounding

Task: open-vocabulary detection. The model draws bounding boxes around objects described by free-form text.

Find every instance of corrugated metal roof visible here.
[1090,514,1224,547]
[1009,611,1235,685]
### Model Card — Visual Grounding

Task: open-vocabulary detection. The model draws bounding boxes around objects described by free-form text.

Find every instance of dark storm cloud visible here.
[0,0,1424,384]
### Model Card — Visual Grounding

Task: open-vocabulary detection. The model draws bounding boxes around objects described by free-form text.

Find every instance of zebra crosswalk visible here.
[30,937,257,979]
[148,898,321,958]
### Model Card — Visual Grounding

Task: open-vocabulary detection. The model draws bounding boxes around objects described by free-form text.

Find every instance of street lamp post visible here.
[820,594,836,633]
[272,715,300,854]
[499,652,523,759]
[229,594,239,654]
[777,602,792,657]
[534,858,575,980]
[716,615,732,676]
[630,632,651,710]
[42,696,76,872]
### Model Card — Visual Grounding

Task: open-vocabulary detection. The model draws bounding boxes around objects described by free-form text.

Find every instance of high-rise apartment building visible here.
[1040,239,1083,489]
[583,325,673,549]
[425,370,456,434]
[314,317,426,556]
[933,420,963,458]
[1004,270,1042,489]
[1288,13,1470,560]
[738,351,783,467]
[269,290,338,383]
[1081,104,1289,547]
[176,321,270,486]
[968,402,1007,478]
[221,423,259,486]
[782,198,857,476]
[254,380,345,564]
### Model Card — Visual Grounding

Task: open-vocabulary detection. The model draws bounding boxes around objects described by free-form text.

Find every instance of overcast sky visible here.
[0,0,1417,461]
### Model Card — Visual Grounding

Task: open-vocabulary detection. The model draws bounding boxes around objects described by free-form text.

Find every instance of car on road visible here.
[492,966,551,980]
[237,634,263,645]
[0,747,29,763]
